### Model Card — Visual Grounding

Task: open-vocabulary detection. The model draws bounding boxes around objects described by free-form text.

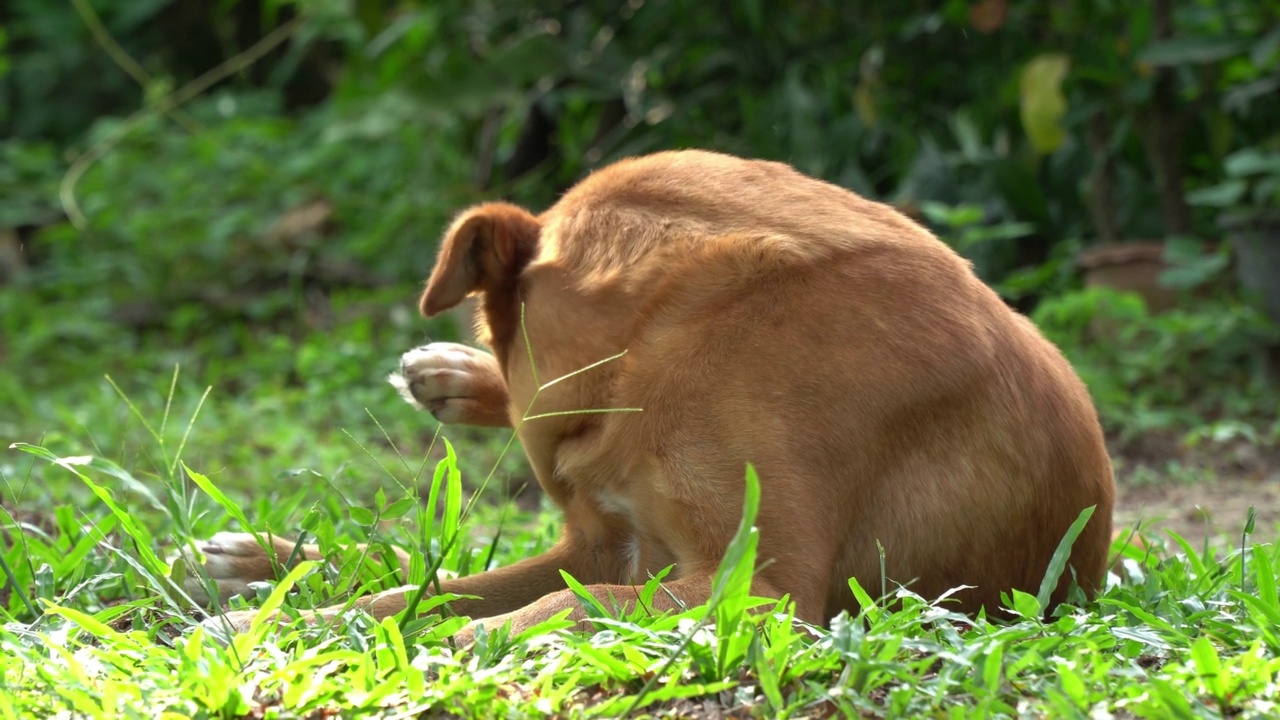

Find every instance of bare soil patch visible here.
[1111,434,1280,547]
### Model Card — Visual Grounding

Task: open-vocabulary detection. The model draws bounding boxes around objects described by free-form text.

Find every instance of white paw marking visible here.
[202,531,263,556]
[199,610,258,641]
[388,342,496,418]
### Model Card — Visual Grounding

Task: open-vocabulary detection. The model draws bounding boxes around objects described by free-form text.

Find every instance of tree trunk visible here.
[1087,112,1121,245]
[1138,0,1194,237]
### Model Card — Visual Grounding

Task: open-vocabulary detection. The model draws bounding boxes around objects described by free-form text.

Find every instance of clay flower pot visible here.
[1077,242,1179,314]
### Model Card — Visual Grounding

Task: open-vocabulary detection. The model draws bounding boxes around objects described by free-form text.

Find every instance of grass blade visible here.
[1250,544,1277,609]
[848,575,882,625]
[1035,504,1096,613]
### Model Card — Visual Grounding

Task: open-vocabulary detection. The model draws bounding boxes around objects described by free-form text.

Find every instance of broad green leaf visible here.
[382,497,416,520]
[754,632,784,711]
[566,642,632,678]
[1190,636,1226,699]
[1008,589,1042,619]
[227,559,318,644]
[1186,180,1246,207]
[510,607,576,644]
[185,462,286,581]
[1100,598,1179,635]
[560,569,612,620]
[848,574,881,624]
[705,464,765,674]
[1158,237,1230,289]
[63,514,119,572]
[42,603,140,649]
[1138,36,1249,66]
[1020,53,1070,155]
[1163,531,1208,579]
[378,617,423,696]
[983,643,1004,691]
[1251,544,1277,609]
[184,462,254,536]
[408,614,473,645]
[424,453,448,543]
[636,564,676,619]
[17,447,168,579]
[602,679,736,715]
[348,505,375,526]
[1225,149,1280,178]
[1057,660,1087,706]
[442,437,462,549]
[709,465,762,632]
[1035,504,1096,613]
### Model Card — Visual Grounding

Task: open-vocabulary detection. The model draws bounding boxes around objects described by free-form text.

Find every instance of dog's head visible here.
[420,202,542,363]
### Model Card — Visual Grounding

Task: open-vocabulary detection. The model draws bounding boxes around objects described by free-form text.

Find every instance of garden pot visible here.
[1220,209,1280,326]
[1077,242,1179,314]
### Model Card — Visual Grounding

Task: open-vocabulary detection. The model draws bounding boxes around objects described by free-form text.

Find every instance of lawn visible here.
[2,298,1278,719]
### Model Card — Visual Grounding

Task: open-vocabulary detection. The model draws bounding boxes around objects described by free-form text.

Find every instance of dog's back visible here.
[515,150,1114,620]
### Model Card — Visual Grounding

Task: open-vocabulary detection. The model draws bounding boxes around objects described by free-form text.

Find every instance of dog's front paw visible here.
[388,343,510,427]
[198,608,261,642]
[178,532,295,606]
[198,606,333,645]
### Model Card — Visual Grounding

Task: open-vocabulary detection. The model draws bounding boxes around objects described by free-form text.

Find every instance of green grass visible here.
[2,372,1279,718]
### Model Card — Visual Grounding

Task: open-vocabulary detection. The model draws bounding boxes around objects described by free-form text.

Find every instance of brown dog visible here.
[191,149,1115,639]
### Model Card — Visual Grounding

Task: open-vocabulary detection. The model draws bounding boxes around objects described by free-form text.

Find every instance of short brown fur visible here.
[195,150,1115,640]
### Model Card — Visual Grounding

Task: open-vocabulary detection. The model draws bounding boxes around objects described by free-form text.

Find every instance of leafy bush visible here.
[1034,287,1280,438]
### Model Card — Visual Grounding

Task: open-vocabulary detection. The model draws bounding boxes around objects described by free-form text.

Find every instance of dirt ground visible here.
[1111,434,1280,548]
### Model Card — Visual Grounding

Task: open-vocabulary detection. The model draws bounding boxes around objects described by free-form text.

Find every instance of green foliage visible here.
[0,140,62,228]
[1160,237,1233,291]
[1034,287,1280,438]
[921,200,1047,291]
[4,0,1279,447]
[28,96,467,314]
[1190,146,1280,210]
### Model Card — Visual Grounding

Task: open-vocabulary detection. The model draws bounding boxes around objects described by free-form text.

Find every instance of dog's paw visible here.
[178,532,291,606]
[198,608,261,642]
[197,606,331,644]
[452,619,481,649]
[388,343,509,426]
[199,598,386,644]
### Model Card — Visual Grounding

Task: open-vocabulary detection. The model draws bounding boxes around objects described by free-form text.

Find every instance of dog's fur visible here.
[192,149,1115,639]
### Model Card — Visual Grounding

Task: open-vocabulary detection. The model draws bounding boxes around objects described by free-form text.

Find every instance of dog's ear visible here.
[420,202,541,317]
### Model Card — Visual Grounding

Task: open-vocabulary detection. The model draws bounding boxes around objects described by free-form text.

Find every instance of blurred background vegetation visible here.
[2,0,1279,505]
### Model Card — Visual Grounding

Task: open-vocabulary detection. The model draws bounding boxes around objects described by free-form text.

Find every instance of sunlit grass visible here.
[2,377,1278,718]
